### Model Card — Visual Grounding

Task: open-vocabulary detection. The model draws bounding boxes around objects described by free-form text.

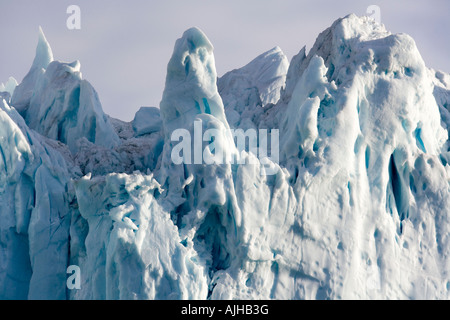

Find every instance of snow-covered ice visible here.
[218,46,289,130]
[0,15,449,300]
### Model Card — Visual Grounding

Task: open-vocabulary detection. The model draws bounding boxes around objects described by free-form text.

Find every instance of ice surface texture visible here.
[1,15,450,300]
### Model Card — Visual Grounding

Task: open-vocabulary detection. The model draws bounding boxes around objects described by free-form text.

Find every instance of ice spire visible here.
[33,26,54,71]
[11,26,53,113]
[159,27,230,139]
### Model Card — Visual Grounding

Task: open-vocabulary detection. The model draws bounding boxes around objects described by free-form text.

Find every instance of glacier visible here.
[0,14,449,300]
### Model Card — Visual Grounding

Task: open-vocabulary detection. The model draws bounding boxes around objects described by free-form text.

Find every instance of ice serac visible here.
[11,27,53,114]
[69,27,241,300]
[180,14,449,300]
[157,27,247,296]
[12,28,120,154]
[160,27,231,137]
[0,77,19,101]
[237,14,449,299]
[218,47,289,129]
[70,173,208,299]
[132,106,162,136]
[25,60,120,153]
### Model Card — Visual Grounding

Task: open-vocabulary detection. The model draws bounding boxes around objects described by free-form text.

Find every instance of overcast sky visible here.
[1,0,449,121]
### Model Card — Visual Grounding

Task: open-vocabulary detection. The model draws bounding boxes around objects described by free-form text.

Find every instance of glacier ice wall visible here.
[70,173,208,300]
[0,15,449,300]
[0,98,78,299]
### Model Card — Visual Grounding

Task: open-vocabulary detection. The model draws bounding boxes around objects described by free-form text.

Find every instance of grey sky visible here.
[1,0,449,121]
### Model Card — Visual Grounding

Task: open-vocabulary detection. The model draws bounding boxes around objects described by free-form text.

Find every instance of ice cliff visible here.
[0,14,449,300]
